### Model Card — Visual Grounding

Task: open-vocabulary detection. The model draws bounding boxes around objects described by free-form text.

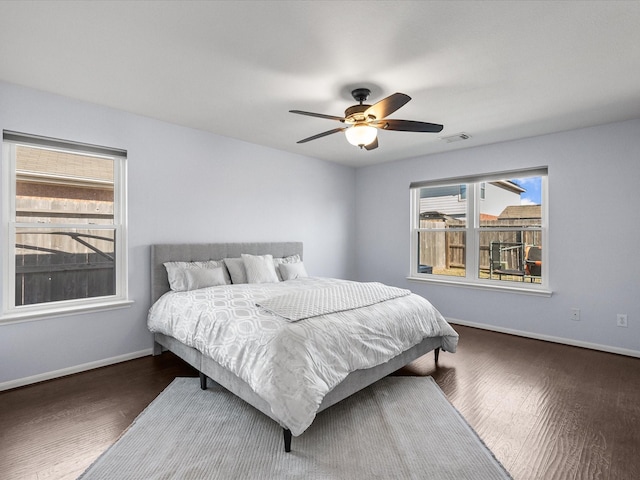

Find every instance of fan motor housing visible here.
[345,104,373,123]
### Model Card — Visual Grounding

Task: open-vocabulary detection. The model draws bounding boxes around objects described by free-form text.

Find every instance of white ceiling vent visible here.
[440,132,471,143]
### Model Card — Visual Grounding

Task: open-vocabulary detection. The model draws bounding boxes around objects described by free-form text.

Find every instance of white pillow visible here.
[184,267,226,290]
[279,261,308,281]
[224,257,247,284]
[164,260,230,291]
[273,254,301,281]
[242,254,280,284]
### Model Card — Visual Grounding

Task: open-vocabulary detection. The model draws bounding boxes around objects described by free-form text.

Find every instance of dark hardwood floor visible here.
[431,326,640,480]
[1,325,639,479]
[0,351,198,480]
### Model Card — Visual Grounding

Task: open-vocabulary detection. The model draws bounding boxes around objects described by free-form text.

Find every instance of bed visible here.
[148,242,458,452]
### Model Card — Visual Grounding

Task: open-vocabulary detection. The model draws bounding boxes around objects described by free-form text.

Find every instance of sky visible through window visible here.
[512,177,542,205]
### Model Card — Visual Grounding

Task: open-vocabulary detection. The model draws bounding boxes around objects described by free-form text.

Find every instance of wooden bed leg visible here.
[283,428,292,453]
[199,372,207,390]
[434,347,440,364]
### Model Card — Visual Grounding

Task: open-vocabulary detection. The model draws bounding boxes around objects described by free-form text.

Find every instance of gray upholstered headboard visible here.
[150,242,303,304]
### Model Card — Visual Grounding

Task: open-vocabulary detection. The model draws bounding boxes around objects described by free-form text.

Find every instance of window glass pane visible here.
[418,184,467,277]
[15,228,115,306]
[479,177,541,228]
[419,185,467,227]
[15,145,114,224]
[418,231,466,277]
[477,175,543,284]
[479,231,542,284]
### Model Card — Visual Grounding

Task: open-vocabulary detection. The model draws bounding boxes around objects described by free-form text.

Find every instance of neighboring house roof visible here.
[16,145,114,186]
[499,204,541,219]
[490,180,526,195]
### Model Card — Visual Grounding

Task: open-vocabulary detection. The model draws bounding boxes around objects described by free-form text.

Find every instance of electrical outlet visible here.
[571,308,580,321]
[617,314,628,328]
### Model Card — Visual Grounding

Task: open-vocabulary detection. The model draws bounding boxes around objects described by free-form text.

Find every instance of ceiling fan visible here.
[289,88,443,150]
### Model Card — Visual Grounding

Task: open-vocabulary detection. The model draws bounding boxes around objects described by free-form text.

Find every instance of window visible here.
[2,131,129,320]
[410,168,549,294]
[459,183,485,201]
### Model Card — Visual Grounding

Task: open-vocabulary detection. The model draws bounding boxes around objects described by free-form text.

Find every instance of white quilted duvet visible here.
[147,277,458,436]
[256,281,411,321]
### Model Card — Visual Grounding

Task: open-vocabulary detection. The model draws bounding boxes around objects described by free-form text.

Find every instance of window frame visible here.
[1,131,131,322]
[409,168,551,296]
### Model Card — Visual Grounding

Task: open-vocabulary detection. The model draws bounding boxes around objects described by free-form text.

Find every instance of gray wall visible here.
[355,119,640,355]
[0,81,356,387]
[1,78,639,389]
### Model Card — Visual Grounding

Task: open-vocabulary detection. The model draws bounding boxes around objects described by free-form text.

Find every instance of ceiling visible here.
[1,1,639,168]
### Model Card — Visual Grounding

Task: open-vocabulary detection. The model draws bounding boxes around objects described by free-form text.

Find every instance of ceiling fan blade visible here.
[296,127,346,144]
[364,93,411,120]
[364,137,379,151]
[373,119,443,133]
[289,110,345,122]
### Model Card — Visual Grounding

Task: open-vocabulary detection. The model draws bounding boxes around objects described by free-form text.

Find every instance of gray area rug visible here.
[79,376,511,479]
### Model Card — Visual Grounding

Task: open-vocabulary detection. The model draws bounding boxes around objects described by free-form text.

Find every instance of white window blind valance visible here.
[409,166,548,190]
[3,130,127,158]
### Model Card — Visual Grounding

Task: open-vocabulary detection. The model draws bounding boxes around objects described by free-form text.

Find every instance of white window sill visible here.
[407,276,553,297]
[0,299,134,325]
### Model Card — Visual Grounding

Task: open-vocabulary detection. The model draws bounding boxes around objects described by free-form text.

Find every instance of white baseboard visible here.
[447,317,640,359]
[0,348,153,392]
[3,321,637,392]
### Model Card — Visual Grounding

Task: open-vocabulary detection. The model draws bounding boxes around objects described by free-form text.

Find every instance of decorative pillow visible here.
[279,261,308,281]
[184,267,226,290]
[273,254,301,281]
[242,253,280,284]
[224,257,247,284]
[164,260,230,291]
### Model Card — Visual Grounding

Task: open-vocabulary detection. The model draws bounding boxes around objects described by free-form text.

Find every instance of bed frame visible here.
[150,242,443,452]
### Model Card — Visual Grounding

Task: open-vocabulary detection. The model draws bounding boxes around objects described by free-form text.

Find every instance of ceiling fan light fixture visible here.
[290,88,443,150]
[345,124,377,148]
